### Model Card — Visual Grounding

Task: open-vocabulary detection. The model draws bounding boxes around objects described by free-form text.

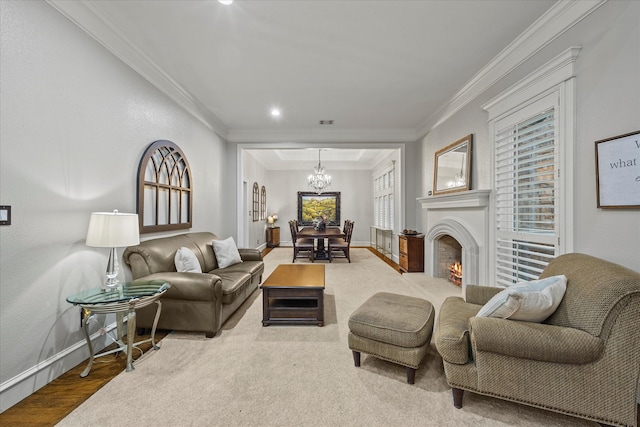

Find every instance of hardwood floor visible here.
[3,247,634,426]
[0,330,169,426]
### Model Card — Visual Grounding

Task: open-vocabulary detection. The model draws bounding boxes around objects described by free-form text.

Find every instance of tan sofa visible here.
[435,253,640,427]
[123,232,264,338]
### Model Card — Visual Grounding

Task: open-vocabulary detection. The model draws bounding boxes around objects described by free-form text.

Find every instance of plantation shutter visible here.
[494,102,559,287]
[373,163,396,230]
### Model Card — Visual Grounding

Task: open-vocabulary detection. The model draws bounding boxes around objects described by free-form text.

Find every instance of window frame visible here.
[483,47,578,284]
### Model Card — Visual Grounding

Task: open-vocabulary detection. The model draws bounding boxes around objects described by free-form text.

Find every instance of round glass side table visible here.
[66,280,170,377]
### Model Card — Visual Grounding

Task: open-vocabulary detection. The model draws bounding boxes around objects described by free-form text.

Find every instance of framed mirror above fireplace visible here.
[433,134,472,195]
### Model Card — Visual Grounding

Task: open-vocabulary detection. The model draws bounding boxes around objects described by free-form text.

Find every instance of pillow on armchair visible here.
[476,274,567,322]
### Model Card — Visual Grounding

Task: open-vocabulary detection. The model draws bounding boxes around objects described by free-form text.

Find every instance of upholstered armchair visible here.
[435,253,640,427]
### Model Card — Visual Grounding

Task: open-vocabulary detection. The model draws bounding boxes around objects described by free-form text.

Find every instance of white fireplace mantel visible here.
[417,189,491,210]
[418,189,491,289]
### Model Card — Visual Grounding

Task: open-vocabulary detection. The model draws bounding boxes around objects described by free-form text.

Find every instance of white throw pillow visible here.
[212,237,243,269]
[476,275,567,322]
[174,247,202,273]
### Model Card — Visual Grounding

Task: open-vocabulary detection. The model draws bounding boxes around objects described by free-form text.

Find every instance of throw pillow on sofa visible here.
[475,274,567,322]
[174,247,203,273]
[212,236,243,269]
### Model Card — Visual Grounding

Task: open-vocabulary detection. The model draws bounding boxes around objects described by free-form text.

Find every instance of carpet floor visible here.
[57,248,594,426]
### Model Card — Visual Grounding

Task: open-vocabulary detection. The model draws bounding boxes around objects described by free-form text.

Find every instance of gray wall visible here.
[263,169,374,245]
[419,0,640,272]
[0,0,234,410]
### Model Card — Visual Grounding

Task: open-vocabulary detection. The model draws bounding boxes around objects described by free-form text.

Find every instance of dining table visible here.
[297,226,345,261]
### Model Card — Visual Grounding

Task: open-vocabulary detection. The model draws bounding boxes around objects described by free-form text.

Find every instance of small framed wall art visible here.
[595,130,640,208]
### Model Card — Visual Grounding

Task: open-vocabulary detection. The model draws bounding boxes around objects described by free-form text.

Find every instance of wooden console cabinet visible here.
[399,234,424,273]
[266,226,280,247]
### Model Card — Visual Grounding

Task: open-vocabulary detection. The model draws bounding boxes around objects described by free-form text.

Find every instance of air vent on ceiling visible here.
[319,120,334,125]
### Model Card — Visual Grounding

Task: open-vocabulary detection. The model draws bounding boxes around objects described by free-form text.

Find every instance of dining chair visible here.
[289,220,314,263]
[329,219,350,244]
[328,220,354,262]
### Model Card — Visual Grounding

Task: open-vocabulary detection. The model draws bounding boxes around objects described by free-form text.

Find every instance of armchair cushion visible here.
[469,316,604,364]
[476,275,567,322]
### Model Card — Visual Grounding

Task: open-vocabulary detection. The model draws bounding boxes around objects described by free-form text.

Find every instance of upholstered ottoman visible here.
[348,292,435,384]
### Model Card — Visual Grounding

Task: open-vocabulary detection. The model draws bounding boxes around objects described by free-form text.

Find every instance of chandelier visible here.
[308,149,331,194]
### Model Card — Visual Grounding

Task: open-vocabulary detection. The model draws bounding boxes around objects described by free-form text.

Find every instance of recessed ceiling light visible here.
[270,108,281,118]
[218,0,233,5]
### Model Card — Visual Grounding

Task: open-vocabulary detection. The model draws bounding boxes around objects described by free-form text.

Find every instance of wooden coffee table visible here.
[260,264,325,326]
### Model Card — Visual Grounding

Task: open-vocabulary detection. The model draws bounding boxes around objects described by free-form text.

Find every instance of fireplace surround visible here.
[418,190,490,290]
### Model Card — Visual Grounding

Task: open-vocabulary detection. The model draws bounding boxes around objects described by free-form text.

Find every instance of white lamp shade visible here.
[86,211,140,248]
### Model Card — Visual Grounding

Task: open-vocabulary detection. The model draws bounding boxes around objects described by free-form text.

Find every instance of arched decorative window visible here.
[252,182,259,222]
[260,186,267,220]
[137,140,192,233]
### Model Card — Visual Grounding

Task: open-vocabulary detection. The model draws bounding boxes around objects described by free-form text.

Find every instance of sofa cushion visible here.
[182,232,219,271]
[476,275,567,322]
[216,271,252,305]
[214,259,263,278]
[174,247,203,273]
[212,237,243,269]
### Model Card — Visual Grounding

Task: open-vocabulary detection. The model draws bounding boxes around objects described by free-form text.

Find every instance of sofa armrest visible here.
[469,316,604,364]
[238,248,263,262]
[465,285,503,305]
[131,272,222,302]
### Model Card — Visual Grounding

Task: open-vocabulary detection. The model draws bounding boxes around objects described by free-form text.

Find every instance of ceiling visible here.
[49,0,557,169]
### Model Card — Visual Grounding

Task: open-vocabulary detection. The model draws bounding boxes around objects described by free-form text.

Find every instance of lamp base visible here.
[104,247,120,291]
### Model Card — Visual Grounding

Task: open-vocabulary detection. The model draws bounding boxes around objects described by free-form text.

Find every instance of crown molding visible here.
[482,46,581,120]
[227,128,418,144]
[45,0,229,138]
[415,0,606,138]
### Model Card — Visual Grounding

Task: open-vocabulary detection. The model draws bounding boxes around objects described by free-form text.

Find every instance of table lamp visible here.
[86,210,140,290]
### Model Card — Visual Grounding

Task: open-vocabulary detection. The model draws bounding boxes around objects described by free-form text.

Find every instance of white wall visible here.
[419,0,640,273]
[0,0,234,410]
[265,169,374,245]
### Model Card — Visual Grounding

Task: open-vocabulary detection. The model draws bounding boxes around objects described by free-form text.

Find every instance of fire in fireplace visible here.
[449,261,462,286]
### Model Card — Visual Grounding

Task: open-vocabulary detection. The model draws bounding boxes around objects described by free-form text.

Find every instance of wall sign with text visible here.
[595,130,640,208]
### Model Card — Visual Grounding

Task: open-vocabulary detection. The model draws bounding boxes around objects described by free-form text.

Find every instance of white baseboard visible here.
[0,323,115,413]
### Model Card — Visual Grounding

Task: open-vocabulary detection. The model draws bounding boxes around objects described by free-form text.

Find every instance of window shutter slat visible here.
[494,107,558,286]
